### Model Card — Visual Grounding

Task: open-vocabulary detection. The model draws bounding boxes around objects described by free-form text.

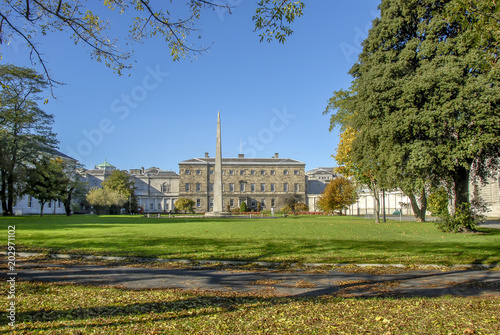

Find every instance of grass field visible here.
[2,214,500,265]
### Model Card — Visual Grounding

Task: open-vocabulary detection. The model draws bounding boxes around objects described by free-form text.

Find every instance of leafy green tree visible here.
[0,64,57,216]
[101,170,137,213]
[282,193,303,214]
[427,187,450,217]
[101,170,135,198]
[0,0,305,86]
[26,158,68,216]
[175,198,195,214]
[86,187,127,215]
[239,200,247,213]
[325,0,500,226]
[317,177,357,215]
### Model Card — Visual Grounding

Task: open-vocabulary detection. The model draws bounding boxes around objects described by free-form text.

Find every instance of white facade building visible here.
[4,150,78,215]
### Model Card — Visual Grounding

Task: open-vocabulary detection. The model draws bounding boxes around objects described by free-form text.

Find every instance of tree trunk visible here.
[453,166,470,214]
[40,202,45,217]
[64,187,74,216]
[407,189,427,222]
[368,180,380,223]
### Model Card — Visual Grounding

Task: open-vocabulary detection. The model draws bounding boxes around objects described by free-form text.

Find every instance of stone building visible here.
[129,167,179,213]
[178,153,306,212]
[305,167,337,211]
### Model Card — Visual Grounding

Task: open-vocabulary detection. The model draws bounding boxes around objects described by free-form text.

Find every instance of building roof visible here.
[45,148,78,162]
[95,159,116,169]
[179,157,305,166]
[306,167,335,175]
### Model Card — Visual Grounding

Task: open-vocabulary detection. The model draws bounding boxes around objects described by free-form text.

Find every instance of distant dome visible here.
[95,159,116,170]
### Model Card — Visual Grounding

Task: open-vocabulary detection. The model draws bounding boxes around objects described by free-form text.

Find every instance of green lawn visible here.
[2,214,500,265]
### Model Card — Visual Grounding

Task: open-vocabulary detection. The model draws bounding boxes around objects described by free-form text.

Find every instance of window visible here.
[162,184,171,193]
[58,201,61,208]
[209,198,213,207]
[197,199,201,207]
[240,182,245,192]
[196,170,201,175]
[229,170,234,175]
[271,170,275,175]
[294,170,299,175]
[28,196,32,208]
[284,183,288,192]
[271,183,275,192]
[158,203,162,210]
[165,202,169,210]
[210,169,214,175]
[251,170,256,175]
[229,183,235,192]
[150,203,154,210]
[271,199,275,207]
[251,183,256,192]
[196,183,201,192]
[240,170,246,175]
[261,199,266,207]
[209,183,214,192]
[47,201,52,209]
[295,183,300,192]
[251,200,257,207]
[261,170,265,175]
[261,183,265,192]
[283,170,288,175]
[185,169,190,175]
[185,183,190,192]
[230,199,234,207]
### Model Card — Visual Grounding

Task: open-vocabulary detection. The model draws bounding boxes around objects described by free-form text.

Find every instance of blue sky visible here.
[2,0,380,172]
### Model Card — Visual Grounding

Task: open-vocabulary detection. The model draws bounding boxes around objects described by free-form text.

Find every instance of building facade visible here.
[129,167,179,213]
[4,150,78,215]
[305,167,337,211]
[79,161,179,213]
[178,153,306,213]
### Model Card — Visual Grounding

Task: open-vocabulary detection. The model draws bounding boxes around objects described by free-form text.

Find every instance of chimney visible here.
[238,154,244,158]
[141,167,145,174]
[205,152,209,158]
[274,153,279,158]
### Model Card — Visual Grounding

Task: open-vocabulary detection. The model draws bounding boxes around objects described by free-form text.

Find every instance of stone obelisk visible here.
[212,111,224,214]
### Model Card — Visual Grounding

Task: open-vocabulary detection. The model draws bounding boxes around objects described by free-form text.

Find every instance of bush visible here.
[427,187,449,217]
[239,201,247,213]
[435,203,482,233]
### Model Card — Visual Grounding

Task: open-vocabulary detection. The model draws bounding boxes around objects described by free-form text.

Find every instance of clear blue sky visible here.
[2,0,380,172]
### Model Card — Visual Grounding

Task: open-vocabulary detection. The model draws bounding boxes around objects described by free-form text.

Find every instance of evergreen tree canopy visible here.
[325,0,500,217]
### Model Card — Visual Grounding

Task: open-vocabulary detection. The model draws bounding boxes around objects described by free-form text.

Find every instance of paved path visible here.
[18,263,500,297]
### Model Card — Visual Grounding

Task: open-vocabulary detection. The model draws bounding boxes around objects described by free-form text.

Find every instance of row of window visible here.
[184,169,301,176]
[26,196,62,209]
[197,198,276,208]
[185,182,301,192]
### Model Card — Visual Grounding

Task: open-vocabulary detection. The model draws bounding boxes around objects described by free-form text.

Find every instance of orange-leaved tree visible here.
[317,176,357,215]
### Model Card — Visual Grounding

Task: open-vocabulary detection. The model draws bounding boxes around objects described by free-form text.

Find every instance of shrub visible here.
[435,203,482,233]
[239,201,247,213]
[427,187,449,217]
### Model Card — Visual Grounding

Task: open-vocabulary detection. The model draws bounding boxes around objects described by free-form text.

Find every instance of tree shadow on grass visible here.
[8,271,500,332]
[16,233,500,266]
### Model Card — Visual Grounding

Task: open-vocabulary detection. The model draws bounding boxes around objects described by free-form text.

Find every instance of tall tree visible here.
[325,0,500,223]
[26,158,68,216]
[86,187,127,215]
[101,170,135,198]
[0,0,305,87]
[0,64,57,216]
[317,176,357,215]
